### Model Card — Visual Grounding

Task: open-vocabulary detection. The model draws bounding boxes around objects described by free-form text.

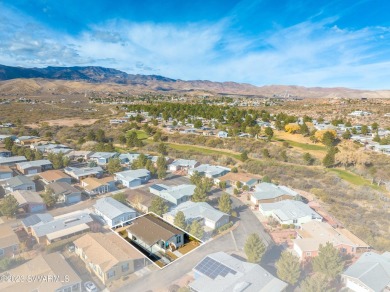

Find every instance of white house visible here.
[114,169,151,188]
[188,164,230,179]
[168,159,199,172]
[163,201,229,230]
[149,184,196,205]
[94,197,137,228]
[217,131,228,138]
[259,200,322,227]
[3,175,36,193]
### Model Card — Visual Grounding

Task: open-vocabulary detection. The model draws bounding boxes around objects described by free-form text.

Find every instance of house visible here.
[81,176,115,195]
[168,159,199,172]
[0,252,82,292]
[0,225,20,259]
[65,150,93,161]
[46,181,82,204]
[0,156,27,166]
[188,164,230,179]
[114,169,151,188]
[2,175,36,193]
[126,189,156,213]
[341,252,390,292]
[15,136,41,146]
[293,221,370,261]
[39,169,72,184]
[118,153,141,165]
[259,200,322,227]
[0,134,16,142]
[89,152,119,165]
[0,148,11,157]
[126,214,184,254]
[64,166,103,181]
[163,201,229,230]
[16,159,53,175]
[216,172,261,189]
[23,210,93,245]
[189,252,287,292]
[10,190,46,213]
[149,184,196,205]
[94,197,137,228]
[251,183,298,205]
[217,131,228,138]
[0,165,13,180]
[74,232,143,285]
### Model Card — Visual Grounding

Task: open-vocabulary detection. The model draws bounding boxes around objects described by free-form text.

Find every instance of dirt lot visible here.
[27,118,99,128]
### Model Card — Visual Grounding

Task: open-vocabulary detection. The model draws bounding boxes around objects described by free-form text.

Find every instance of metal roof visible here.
[94,197,136,220]
[16,159,52,169]
[252,183,298,200]
[260,200,322,221]
[4,175,34,188]
[166,201,228,223]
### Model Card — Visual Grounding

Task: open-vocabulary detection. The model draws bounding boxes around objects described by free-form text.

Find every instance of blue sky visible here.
[0,0,389,89]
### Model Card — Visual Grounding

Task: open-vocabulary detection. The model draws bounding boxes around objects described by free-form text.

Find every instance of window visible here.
[176,236,182,244]
[306,252,311,256]
[107,270,115,278]
[27,186,33,190]
[293,219,298,224]
[122,263,129,272]
[63,287,71,292]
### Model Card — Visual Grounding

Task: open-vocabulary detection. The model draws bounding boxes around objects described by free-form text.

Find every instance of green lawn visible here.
[166,143,241,160]
[274,138,326,151]
[135,130,149,140]
[328,168,383,191]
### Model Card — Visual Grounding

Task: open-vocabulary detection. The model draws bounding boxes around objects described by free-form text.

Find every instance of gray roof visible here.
[30,211,93,237]
[64,166,103,177]
[166,201,228,223]
[115,169,150,181]
[260,200,322,221]
[342,252,390,292]
[252,183,298,200]
[90,152,118,159]
[4,175,34,188]
[94,197,136,220]
[21,213,54,227]
[154,184,196,201]
[16,159,52,170]
[169,159,198,167]
[190,164,230,177]
[0,156,27,165]
[47,181,81,196]
[190,252,287,292]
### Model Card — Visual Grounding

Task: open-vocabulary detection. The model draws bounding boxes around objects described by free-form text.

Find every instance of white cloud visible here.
[0,2,389,89]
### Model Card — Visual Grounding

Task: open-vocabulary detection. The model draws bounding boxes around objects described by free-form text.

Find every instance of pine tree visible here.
[276,251,301,285]
[4,137,14,151]
[150,197,168,216]
[300,273,335,292]
[313,242,345,280]
[157,156,167,179]
[189,220,204,239]
[191,185,208,202]
[218,193,232,214]
[41,189,57,208]
[244,233,266,263]
[107,158,123,174]
[174,211,186,230]
[0,196,19,218]
[303,152,313,165]
[112,192,127,204]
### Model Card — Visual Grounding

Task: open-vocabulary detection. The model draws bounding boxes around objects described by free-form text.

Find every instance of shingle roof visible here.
[94,197,136,220]
[10,190,44,205]
[343,252,390,292]
[4,175,34,188]
[0,224,20,249]
[74,232,142,272]
[21,213,54,227]
[39,170,70,182]
[0,156,27,165]
[190,252,287,292]
[47,181,80,196]
[127,214,183,246]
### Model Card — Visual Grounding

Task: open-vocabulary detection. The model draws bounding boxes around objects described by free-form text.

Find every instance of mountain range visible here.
[0,64,389,98]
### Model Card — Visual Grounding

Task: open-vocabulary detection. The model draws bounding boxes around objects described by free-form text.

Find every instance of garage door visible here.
[67,195,81,204]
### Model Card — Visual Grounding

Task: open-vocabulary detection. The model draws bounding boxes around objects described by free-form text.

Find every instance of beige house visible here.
[74,232,143,285]
[0,224,20,259]
[0,252,82,292]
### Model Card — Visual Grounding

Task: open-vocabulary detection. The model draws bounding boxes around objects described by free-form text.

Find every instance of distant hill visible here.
[0,64,389,98]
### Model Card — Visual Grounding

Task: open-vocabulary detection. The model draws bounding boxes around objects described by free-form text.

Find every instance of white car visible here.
[84,281,98,292]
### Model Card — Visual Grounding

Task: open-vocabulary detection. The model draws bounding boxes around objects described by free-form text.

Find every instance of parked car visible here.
[68,244,75,252]
[84,281,98,292]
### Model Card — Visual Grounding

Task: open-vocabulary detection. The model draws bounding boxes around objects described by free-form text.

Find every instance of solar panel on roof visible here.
[150,184,167,191]
[194,257,237,280]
